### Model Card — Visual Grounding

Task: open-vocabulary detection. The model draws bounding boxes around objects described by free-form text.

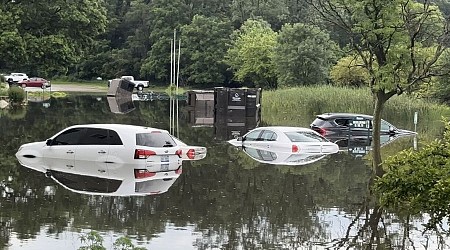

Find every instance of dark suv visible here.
[310,113,414,137]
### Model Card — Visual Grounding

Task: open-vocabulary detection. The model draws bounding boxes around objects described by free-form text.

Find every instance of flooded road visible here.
[0,91,444,249]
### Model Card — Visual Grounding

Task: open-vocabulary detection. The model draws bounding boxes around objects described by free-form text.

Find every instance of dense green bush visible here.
[373,120,450,229]
[8,86,25,103]
[0,75,5,83]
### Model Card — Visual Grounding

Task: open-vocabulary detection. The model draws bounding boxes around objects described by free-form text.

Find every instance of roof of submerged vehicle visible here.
[316,113,373,119]
[253,126,317,132]
[67,124,169,133]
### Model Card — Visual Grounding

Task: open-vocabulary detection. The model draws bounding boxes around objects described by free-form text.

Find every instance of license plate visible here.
[161,155,169,162]
[160,164,169,171]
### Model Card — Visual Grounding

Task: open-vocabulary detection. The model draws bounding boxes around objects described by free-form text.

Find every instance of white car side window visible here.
[244,130,261,141]
[261,130,277,141]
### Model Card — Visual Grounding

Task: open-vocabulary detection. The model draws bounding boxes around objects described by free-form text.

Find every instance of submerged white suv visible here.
[16,124,207,195]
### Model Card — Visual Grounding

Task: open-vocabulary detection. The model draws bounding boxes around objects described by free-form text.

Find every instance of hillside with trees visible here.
[1,0,449,103]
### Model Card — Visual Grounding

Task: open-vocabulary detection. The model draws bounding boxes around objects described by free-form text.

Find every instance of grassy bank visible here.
[262,86,450,136]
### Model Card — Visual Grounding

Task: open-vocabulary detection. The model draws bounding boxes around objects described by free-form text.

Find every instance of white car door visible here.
[43,128,83,173]
[74,128,109,178]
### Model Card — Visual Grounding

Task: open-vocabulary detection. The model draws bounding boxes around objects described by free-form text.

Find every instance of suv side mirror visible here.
[46,139,53,146]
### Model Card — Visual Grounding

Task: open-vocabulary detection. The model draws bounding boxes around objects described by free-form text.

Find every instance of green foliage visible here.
[180,15,233,86]
[330,55,370,87]
[311,0,448,93]
[78,231,146,250]
[0,83,8,96]
[78,231,106,250]
[273,23,339,86]
[373,120,450,228]
[230,0,290,29]
[8,86,25,104]
[422,51,450,103]
[0,0,107,76]
[0,74,5,83]
[113,236,146,250]
[140,0,191,80]
[429,77,450,104]
[225,18,278,88]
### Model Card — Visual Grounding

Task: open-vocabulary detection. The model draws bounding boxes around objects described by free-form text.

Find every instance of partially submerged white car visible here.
[228,126,339,154]
[16,124,206,195]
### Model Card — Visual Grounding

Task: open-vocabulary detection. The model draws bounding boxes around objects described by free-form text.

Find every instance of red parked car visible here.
[19,77,51,89]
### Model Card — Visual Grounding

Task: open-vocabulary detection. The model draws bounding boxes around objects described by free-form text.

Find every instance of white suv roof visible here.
[67,124,168,133]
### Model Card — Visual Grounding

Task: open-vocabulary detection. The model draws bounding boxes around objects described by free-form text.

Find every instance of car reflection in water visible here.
[42,162,182,196]
[240,146,331,166]
[228,126,339,166]
[331,133,416,157]
[15,124,207,196]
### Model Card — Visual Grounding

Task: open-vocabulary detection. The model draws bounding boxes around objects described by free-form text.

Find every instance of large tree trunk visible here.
[372,91,388,176]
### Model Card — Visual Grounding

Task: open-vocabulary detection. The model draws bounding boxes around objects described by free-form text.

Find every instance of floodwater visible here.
[0,91,446,249]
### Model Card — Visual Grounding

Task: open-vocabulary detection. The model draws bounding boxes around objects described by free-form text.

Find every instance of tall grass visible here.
[262,85,450,137]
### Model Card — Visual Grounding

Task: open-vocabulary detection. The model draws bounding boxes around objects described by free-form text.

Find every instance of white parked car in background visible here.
[228,126,339,154]
[4,73,29,84]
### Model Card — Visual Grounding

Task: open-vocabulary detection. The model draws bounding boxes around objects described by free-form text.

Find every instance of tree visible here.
[140,0,191,81]
[0,4,28,69]
[180,15,233,86]
[224,18,278,88]
[0,0,107,76]
[273,23,339,86]
[230,0,289,29]
[307,0,450,170]
[330,55,370,87]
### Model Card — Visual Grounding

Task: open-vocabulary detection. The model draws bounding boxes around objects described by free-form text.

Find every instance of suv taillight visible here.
[134,149,156,159]
[292,145,299,153]
[134,169,156,179]
[175,149,182,157]
[313,127,327,136]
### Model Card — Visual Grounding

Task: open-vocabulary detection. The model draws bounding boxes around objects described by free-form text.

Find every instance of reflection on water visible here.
[241,146,329,165]
[332,133,417,157]
[0,93,447,249]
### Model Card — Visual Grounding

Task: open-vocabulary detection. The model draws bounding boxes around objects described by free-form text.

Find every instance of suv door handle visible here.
[98,150,106,154]
[66,165,74,168]
[98,169,106,173]
[66,150,74,154]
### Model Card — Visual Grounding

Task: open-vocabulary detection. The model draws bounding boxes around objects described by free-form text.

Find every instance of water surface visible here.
[0,93,444,249]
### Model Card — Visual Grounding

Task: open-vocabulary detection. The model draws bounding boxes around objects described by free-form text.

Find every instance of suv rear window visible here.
[136,132,177,147]
[311,117,327,127]
[285,132,328,142]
